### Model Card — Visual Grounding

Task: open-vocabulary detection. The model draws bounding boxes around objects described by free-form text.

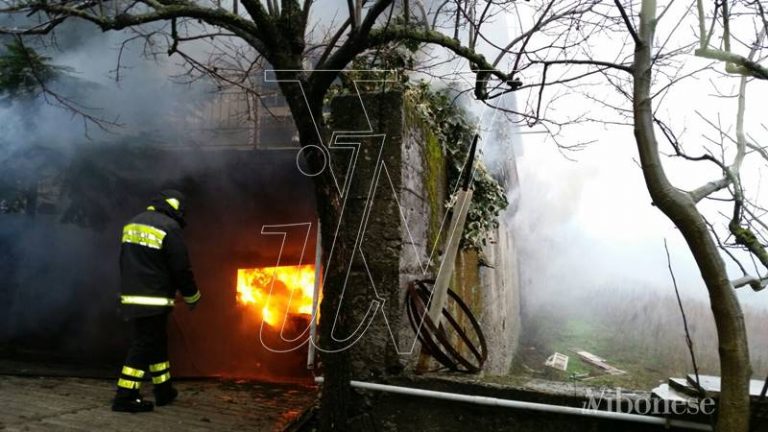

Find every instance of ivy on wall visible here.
[328,58,509,250]
[404,82,508,250]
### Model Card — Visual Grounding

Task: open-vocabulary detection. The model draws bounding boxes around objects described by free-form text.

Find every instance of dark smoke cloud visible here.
[0,20,316,372]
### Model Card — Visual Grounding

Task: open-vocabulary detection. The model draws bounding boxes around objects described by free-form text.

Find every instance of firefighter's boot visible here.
[112,389,154,413]
[153,382,178,406]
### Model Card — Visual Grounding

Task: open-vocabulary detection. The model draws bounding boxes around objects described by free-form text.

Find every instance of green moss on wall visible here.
[424,129,445,252]
[404,82,508,251]
[405,94,447,273]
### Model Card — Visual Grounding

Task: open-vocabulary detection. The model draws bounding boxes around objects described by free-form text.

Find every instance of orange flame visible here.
[236,265,317,328]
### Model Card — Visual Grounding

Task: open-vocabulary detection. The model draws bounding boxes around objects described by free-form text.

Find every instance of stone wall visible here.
[361,376,705,432]
[328,92,408,378]
[329,91,520,379]
[477,222,521,374]
[397,113,437,363]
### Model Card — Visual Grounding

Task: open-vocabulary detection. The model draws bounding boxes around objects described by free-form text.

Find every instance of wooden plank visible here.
[574,350,626,375]
[417,190,473,372]
[426,189,473,329]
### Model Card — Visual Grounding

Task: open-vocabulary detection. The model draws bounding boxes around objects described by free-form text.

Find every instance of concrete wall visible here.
[328,92,409,378]
[329,91,521,378]
[477,217,522,374]
[361,376,705,432]
[395,100,462,370]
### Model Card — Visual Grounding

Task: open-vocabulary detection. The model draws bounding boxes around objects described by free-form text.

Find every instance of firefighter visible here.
[112,189,201,413]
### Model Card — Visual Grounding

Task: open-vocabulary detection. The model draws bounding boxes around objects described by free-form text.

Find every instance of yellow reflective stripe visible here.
[125,223,165,240]
[117,378,141,389]
[152,372,171,384]
[121,296,175,307]
[147,206,156,211]
[121,366,145,378]
[149,361,170,373]
[184,291,201,304]
[122,223,166,250]
[165,198,180,210]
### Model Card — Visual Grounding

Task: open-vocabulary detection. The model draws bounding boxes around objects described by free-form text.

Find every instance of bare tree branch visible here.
[614,0,640,44]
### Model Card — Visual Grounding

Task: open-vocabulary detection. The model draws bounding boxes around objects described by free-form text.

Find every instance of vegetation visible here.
[0,39,67,100]
[332,57,509,251]
[512,286,768,390]
[404,82,508,250]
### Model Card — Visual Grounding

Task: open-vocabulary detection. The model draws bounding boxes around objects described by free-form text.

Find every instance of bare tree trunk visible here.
[315,175,353,432]
[633,1,751,430]
[279,79,354,431]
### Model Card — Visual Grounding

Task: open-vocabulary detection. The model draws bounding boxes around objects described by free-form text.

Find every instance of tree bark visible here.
[315,173,353,432]
[633,1,751,431]
[278,75,355,431]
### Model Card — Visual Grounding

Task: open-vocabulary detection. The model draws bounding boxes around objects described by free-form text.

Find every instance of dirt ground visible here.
[0,375,316,432]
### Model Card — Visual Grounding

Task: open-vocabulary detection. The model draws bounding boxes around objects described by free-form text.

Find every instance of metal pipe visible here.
[314,377,711,431]
[307,220,322,370]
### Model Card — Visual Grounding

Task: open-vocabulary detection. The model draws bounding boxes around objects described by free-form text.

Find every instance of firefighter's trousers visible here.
[116,312,172,394]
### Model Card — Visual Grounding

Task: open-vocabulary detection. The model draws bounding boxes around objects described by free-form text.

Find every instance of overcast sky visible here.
[483,1,768,309]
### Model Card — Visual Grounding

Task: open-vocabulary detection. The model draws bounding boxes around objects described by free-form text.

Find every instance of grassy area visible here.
[509,317,669,390]
[502,286,768,391]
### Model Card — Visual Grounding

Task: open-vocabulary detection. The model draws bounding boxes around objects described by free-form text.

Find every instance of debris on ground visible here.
[572,350,626,375]
[544,352,569,371]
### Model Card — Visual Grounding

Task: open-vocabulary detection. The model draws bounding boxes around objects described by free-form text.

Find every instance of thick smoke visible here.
[1,21,217,151]
[0,23,197,361]
[0,20,317,376]
[509,128,768,380]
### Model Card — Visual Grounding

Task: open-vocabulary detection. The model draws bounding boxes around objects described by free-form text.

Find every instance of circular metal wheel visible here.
[405,279,488,373]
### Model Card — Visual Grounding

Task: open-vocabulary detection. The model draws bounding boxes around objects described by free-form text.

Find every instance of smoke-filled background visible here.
[0,19,203,354]
[0,19,320,380]
[510,130,768,387]
[2,0,767,388]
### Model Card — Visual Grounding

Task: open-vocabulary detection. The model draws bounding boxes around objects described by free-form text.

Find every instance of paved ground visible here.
[0,375,316,432]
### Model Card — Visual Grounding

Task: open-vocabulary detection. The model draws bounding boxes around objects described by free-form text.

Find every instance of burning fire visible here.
[236,265,317,328]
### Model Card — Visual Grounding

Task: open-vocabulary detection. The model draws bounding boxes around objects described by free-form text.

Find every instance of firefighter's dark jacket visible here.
[119,194,200,319]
